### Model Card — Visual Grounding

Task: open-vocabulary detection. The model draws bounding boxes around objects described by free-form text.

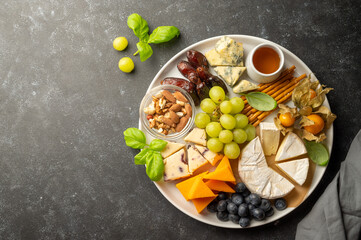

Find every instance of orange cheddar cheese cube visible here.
[203,166,236,182]
[176,172,208,201]
[188,177,217,200]
[205,180,235,193]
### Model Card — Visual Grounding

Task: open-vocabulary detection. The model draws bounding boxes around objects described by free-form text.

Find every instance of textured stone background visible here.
[0,0,360,239]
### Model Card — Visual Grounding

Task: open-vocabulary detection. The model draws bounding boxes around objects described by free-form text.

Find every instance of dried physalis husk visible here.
[292,75,333,110]
[274,104,300,135]
[299,106,336,142]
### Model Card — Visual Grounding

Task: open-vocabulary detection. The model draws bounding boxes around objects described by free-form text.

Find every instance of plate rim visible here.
[138,34,333,228]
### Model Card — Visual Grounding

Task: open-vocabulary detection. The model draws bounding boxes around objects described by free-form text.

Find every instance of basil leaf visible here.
[304,140,329,166]
[149,139,168,151]
[148,26,180,44]
[134,148,153,165]
[136,42,153,62]
[245,92,277,111]
[146,152,164,181]
[123,128,147,149]
[127,13,149,42]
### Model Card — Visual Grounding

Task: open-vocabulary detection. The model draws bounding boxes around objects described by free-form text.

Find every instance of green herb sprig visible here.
[244,92,278,111]
[127,13,180,62]
[304,140,329,166]
[124,128,167,181]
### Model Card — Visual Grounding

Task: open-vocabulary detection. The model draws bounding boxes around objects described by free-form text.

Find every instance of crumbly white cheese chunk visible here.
[214,66,246,86]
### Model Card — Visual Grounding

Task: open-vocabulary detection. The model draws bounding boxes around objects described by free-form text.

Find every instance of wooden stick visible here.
[258,66,295,90]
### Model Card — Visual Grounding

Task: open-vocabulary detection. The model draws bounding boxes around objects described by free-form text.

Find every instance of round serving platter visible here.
[139,35,333,228]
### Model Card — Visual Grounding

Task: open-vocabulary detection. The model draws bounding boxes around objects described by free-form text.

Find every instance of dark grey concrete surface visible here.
[0,0,360,239]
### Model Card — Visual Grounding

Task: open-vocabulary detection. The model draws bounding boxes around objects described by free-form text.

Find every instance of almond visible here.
[169,104,182,112]
[173,91,188,103]
[169,110,180,124]
[175,116,189,132]
[162,90,176,103]
[185,103,192,117]
[162,117,174,127]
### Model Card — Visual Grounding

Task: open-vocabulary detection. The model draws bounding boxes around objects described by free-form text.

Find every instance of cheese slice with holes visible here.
[163,149,191,181]
[238,137,294,199]
[214,66,246,86]
[275,132,307,162]
[277,158,309,186]
[161,141,185,158]
[184,128,207,146]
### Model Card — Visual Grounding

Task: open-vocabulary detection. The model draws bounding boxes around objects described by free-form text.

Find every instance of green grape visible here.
[207,138,224,153]
[244,124,256,141]
[209,86,225,103]
[118,57,134,73]
[230,97,245,114]
[220,101,232,114]
[219,130,233,144]
[224,142,241,159]
[220,114,236,130]
[201,98,217,113]
[234,114,249,129]
[206,122,222,138]
[113,37,128,51]
[195,113,210,129]
[233,129,248,144]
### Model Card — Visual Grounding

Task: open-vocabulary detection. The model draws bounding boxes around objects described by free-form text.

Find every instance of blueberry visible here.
[251,208,265,221]
[242,189,251,197]
[227,202,238,214]
[275,198,287,210]
[217,192,228,201]
[239,217,251,228]
[235,182,247,193]
[216,211,229,222]
[265,207,274,217]
[244,195,251,204]
[217,200,227,212]
[259,199,271,212]
[226,198,232,204]
[248,203,256,212]
[228,213,240,224]
[238,203,248,217]
[207,201,218,213]
[249,193,261,206]
[231,193,243,206]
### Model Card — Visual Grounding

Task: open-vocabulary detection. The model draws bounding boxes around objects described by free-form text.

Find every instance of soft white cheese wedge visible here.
[161,141,185,158]
[214,66,246,86]
[275,132,307,162]
[233,80,259,93]
[277,158,309,186]
[163,148,191,181]
[184,128,207,146]
[187,145,208,173]
[194,145,220,166]
[238,137,294,199]
[260,122,280,156]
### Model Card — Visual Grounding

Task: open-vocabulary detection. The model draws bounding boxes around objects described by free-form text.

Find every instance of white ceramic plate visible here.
[139,35,333,228]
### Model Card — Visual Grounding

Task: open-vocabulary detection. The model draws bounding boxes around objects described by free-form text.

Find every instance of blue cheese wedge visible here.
[187,145,208,173]
[161,141,185,158]
[276,158,309,186]
[238,137,294,199]
[194,145,219,166]
[275,132,307,162]
[215,36,243,58]
[214,66,246,86]
[260,122,280,156]
[163,148,191,181]
[205,45,244,67]
[184,128,207,146]
[233,80,259,94]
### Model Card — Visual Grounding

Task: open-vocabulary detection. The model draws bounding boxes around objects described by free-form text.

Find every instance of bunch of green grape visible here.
[194,86,256,159]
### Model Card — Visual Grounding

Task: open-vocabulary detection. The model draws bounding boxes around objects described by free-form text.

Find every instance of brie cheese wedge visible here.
[184,128,207,146]
[238,137,294,199]
[163,148,191,181]
[233,80,259,93]
[187,145,208,173]
[214,66,246,87]
[277,158,309,186]
[275,132,307,162]
[260,122,280,156]
[161,141,185,158]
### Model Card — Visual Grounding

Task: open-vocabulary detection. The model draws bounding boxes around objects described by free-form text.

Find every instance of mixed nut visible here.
[144,90,192,135]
